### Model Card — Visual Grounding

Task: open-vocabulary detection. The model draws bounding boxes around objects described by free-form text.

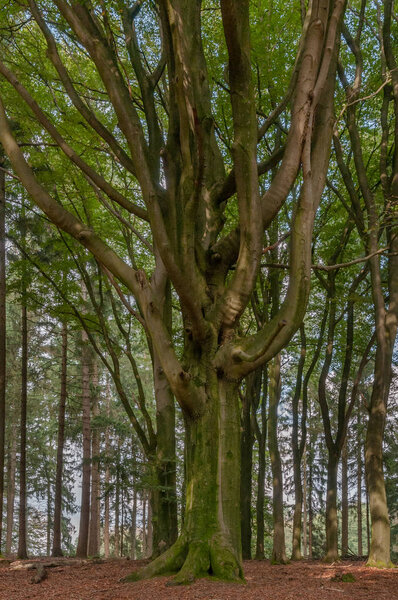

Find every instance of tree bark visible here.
[151,350,178,557]
[357,408,363,556]
[341,438,348,557]
[104,379,111,559]
[268,354,287,564]
[130,487,137,560]
[0,158,5,553]
[76,329,91,558]
[324,454,339,562]
[5,422,17,556]
[52,321,67,557]
[126,377,243,584]
[17,278,28,559]
[291,325,306,560]
[88,357,100,557]
[240,374,256,560]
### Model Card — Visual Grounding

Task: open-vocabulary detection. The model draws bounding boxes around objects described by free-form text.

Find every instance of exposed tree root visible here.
[122,534,244,585]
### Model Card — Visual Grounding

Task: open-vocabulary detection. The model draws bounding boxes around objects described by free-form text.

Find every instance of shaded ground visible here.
[0,557,397,600]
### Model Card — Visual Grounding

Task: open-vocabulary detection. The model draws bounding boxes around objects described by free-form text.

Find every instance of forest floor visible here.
[0,556,397,600]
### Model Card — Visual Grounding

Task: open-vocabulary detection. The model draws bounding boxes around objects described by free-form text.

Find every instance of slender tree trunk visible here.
[357,409,363,556]
[366,490,370,556]
[268,354,287,564]
[324,453,339,562]
[240,374,255,559]
[0,159,5,553]
[341,438,348,557]
[131,488,137,560]
[308,429,313,560]
[88,358,100,556]
[52,321,67,557]
[255,418,266,559]
[46,476,51,556]
[146,497,153,559]
[302,447,307,557]
[141,493,146,559]
[365,344,392,566]
[17,299,28,559]
[121,487,124,557]
[114,462,120,557]
[291,325,306,560]
[103,380,111,559]
[151,350,178,557]
[76,329,91,558]
[255,368,267,560]
[5,423,17,556]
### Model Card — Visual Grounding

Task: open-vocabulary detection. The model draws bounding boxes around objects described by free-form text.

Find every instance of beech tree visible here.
[0,0,346,582]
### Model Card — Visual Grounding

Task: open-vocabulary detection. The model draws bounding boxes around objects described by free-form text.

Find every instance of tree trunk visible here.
[46,476,51,556]
[240,374,255,560]
[151,351,178,557]
[365,369,391,566]
[127,377,243,584]
[0,159,5,553]
[130,488,137,560]
[103,380,111,559]
[341,438,348,557]
[76,329,91,558]
[302,447,307,557]
[291,325,306,560]
[114,461,120,557]
[254,368,267,560]
[324,454,339,562]
[268,354,287,564]
[52,321,67,557]
[308,427,313,560]
[88,357,100,557]
[357,409,363,556]
[17,301,28,559]
[146,497,152,559]
[5,422,17,556]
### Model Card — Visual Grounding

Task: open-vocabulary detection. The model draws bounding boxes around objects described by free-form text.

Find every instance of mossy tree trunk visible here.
[127,369,243,584]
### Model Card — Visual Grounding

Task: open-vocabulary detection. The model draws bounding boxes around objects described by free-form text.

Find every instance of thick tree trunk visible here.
[17,301,28,559]
[0,160,5,553]
[88,358,100,557]
[52,321,67,557]
[5,422,17,556]
[151,351,178,557]
[76,329,91,558]
[126,377,243,584]
[324,454,339,562]
[341,438,348,557]
[268,355,287,564]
